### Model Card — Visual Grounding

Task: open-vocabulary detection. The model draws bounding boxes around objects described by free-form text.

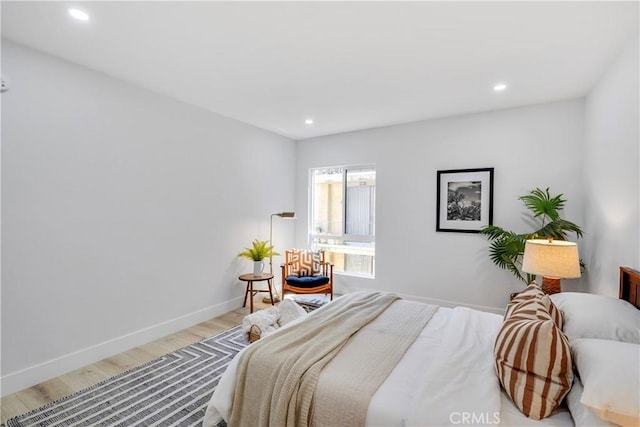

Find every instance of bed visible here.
[203,267,640,427]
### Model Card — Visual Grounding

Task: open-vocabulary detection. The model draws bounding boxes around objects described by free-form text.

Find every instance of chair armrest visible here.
[320,261,334,276]
[281,263,287,286]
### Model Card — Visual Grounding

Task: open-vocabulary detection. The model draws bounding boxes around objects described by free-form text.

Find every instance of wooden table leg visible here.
[243,282,250,308]
[267,278,274,306]
[249,281,254,313]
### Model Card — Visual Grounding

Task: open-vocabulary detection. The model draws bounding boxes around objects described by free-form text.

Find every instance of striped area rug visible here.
[6,326,248,427]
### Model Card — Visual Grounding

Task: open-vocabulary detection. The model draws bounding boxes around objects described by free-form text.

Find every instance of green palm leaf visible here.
[518,187,565,222]
[536,219,583,240]
[479,225,510,240]
[487,233,527,282]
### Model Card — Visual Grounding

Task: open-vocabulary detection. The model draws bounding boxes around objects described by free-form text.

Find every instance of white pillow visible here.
[571,338,640,427]
[549,292,640,343]
[278,298,308,326]
[566,378,617,427]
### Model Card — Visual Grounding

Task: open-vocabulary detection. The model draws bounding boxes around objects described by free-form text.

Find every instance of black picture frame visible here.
[436,168,494,233]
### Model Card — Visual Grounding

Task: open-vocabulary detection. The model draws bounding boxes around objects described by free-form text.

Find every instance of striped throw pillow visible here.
[507,284,563,329]
[290,250,322,277]
[495,295,573,420]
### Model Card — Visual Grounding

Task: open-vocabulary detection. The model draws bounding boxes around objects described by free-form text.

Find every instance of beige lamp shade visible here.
[522,239,581,279]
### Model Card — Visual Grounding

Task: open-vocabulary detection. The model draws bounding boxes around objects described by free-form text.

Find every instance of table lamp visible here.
[522,238,581,294]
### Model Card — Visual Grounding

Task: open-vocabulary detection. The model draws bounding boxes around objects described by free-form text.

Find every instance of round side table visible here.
[238,273,275,313]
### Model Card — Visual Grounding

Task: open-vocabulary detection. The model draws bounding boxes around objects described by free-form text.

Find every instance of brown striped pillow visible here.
[507,283,563,329]
[495,295,573,420]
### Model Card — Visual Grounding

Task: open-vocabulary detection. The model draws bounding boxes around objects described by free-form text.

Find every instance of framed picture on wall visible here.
[436,168,494,233]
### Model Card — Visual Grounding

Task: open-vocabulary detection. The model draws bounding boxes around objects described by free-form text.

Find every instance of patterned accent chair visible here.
[281,249,333,300]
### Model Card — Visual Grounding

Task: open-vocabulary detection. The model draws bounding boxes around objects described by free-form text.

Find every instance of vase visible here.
[253,260,265,276]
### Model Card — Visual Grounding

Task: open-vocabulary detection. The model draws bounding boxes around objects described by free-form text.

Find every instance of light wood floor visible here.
[0,296,275,425]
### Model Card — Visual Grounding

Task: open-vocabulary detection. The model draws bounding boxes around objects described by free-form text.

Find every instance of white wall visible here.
[1,41,296,395]
[296,100,586,312]
[3,31,637,397]
[583,35,640,296]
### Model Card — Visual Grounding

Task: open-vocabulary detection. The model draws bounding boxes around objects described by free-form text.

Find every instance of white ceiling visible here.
[2,1,638,140]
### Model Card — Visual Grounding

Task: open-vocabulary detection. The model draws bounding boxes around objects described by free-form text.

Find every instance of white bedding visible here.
[203,299,574,427]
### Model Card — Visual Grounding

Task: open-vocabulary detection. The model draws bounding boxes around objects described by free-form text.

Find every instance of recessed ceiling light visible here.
[305,119,314,125]
[69,9,90,21]
[493,83,507,92]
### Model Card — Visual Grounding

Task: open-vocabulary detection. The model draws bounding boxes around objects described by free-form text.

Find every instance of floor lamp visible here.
[522,238,581,294]
[263,211,296,303]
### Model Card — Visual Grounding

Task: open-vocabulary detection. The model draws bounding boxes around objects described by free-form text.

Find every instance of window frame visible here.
[308,164,376,277]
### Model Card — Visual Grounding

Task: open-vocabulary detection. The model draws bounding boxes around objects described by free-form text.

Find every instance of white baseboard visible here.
[0,297,243,397]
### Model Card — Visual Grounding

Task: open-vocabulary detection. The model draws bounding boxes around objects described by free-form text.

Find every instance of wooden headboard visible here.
[620,266,640,309]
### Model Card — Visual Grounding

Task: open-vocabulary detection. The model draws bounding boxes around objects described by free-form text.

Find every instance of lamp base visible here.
[541,277,561,294]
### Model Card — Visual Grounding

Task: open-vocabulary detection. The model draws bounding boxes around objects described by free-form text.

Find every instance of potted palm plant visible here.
[238,239,280,275]
[480,187,583,285]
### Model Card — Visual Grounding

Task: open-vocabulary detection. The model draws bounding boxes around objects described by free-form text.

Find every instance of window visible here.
[309,165,376,277]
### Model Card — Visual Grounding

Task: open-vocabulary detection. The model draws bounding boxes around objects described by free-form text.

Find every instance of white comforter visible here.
[203,300,574,427]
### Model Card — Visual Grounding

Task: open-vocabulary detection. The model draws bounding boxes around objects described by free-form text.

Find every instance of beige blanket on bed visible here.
[227,291,436,427]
